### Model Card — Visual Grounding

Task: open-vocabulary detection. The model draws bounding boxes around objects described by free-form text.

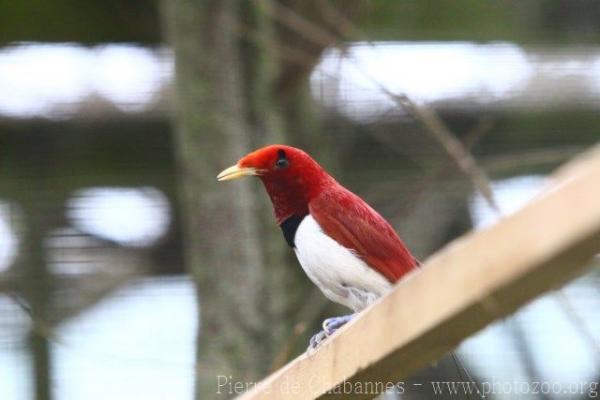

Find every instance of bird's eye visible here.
[275,149,289,169]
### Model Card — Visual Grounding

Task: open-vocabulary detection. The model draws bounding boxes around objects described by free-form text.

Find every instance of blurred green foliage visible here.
[3,0,600,45]
[0,0,160,44]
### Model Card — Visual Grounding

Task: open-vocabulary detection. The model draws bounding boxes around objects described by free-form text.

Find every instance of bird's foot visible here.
[307,330,328,353]
[306,314,357,354]
[322,314,355,336]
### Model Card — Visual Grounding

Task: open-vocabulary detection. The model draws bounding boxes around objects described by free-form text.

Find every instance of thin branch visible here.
[350,66,501,211]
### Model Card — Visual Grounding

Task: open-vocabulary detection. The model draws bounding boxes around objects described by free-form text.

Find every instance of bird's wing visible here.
[309,188,418,283]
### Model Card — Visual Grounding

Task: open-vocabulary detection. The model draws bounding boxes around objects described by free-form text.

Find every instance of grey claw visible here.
[322,314,355,335]
[307,314,357,353]
[307,330,328,352]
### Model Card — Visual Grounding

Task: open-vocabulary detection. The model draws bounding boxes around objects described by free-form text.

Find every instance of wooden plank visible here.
[237,145,600,400]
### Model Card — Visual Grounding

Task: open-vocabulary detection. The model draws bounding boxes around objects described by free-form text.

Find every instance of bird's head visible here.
[217,144,332,222]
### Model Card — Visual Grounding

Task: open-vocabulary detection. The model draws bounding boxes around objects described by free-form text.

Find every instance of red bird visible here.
[217,145,419,348]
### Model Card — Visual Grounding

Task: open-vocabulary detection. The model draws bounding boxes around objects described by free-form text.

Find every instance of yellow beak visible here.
[216,164,258,181]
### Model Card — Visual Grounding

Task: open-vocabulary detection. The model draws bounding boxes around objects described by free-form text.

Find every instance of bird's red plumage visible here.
[309,186,418,283]
[235,144,419,283]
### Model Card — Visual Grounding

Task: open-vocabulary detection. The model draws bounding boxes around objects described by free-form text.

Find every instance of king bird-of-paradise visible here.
[217,144,420,349]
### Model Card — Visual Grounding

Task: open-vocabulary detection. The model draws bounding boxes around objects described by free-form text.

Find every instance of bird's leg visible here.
[322,313,356,336]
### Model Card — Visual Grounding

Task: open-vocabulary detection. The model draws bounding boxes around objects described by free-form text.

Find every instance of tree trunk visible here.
[161,1,313,397]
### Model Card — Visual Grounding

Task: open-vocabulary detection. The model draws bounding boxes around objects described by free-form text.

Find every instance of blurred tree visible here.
[161,1,276,396]
[160,0,328,397]
[160,0,367,397]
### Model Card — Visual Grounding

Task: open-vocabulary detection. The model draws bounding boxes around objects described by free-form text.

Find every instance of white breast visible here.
[293,215,392,312]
